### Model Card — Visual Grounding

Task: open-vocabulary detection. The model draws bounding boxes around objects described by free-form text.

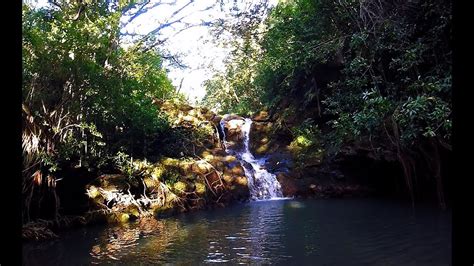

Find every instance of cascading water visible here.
[220,116,283,200]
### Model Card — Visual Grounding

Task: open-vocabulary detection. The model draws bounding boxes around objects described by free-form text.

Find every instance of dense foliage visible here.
[204,0,451,207]
[22,1,182,222]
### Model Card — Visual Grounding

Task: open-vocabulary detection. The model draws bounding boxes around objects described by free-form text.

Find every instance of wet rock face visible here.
[249,121,273,155]
[248,120,295,177]
[221,115,246,152]
[276,173,299,196]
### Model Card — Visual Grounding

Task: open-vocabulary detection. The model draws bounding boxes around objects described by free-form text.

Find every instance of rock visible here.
[173,181,187,193]
[226,175,250,201]
[212,115,222,124]
[224,155,237,162]
[120,213,130,223]
[195,182,206,195]
[252,110,270,121]
[234,176,248,186]
[191,161,212,175]
[223,174,233,183]
[224,165,245,176]
[276,173,299,196]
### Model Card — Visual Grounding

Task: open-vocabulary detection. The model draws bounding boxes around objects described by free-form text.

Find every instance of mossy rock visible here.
[151,165,166,180]
[255,143,269,154]
[195,182,206,195]
[203,153,214,161]
[234,176,248,186]
[201,150,212,158]
[223,174,233,184]
[161,157,181,167]
[143,176,160,190]
[191,161,212,175]
[224,165,245,176]
[225,176,250,201]
[224,155,237,162]
[185,174,196,181]
[83,210,109,224]
[173,181,188,193]
[179,162,193,175]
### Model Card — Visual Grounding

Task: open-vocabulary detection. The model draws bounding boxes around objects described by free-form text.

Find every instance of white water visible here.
[221,116,284,200]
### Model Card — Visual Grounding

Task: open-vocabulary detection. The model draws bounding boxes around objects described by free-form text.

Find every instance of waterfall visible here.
[221,116,284,200]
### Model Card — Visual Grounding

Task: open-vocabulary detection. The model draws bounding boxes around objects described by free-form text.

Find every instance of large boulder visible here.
[220,115,246,151]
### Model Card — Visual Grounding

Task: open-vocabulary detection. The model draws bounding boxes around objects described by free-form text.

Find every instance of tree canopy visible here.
[202,0,452,207]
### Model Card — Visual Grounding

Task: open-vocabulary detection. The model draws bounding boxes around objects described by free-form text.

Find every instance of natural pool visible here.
[23,198,451,265]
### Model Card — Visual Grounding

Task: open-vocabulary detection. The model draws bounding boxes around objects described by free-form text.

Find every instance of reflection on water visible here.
[202,199,287,264]
[23,198,451,265]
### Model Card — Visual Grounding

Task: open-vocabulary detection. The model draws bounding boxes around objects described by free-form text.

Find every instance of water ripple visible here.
[23,199,451,266]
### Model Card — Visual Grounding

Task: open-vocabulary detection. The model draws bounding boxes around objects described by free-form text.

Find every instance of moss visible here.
[120,213,130,223]
[151,165,166,180]
[192,161,211,174]
[195,182,206,195]
[201,150,212,158]
[229,165,245,175]
[297,135,312,147]
[223,174,233,183]
[161,157,180,166]
[86,185,100,199]
[173,181,187,192]
[203,153,214,161]
[235,176,248,186]
[144,176,160,189]
[178,161,193,175]
[256,143,269,154]
[224,155,237,162]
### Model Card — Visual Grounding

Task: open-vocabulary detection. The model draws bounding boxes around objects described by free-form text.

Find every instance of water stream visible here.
[221,116,283,200]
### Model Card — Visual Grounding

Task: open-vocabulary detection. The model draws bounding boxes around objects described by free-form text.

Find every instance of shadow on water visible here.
[23,198,451,265]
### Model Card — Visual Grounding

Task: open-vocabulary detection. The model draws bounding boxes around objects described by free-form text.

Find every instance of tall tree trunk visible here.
[431,139,446,210]
[418,139,447,210]
[391,117,415,207]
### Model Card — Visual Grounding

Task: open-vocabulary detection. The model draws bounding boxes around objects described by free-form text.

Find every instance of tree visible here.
[22,1,178,222]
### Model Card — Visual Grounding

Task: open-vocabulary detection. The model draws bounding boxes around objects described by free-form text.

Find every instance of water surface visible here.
[23,198,451,265]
